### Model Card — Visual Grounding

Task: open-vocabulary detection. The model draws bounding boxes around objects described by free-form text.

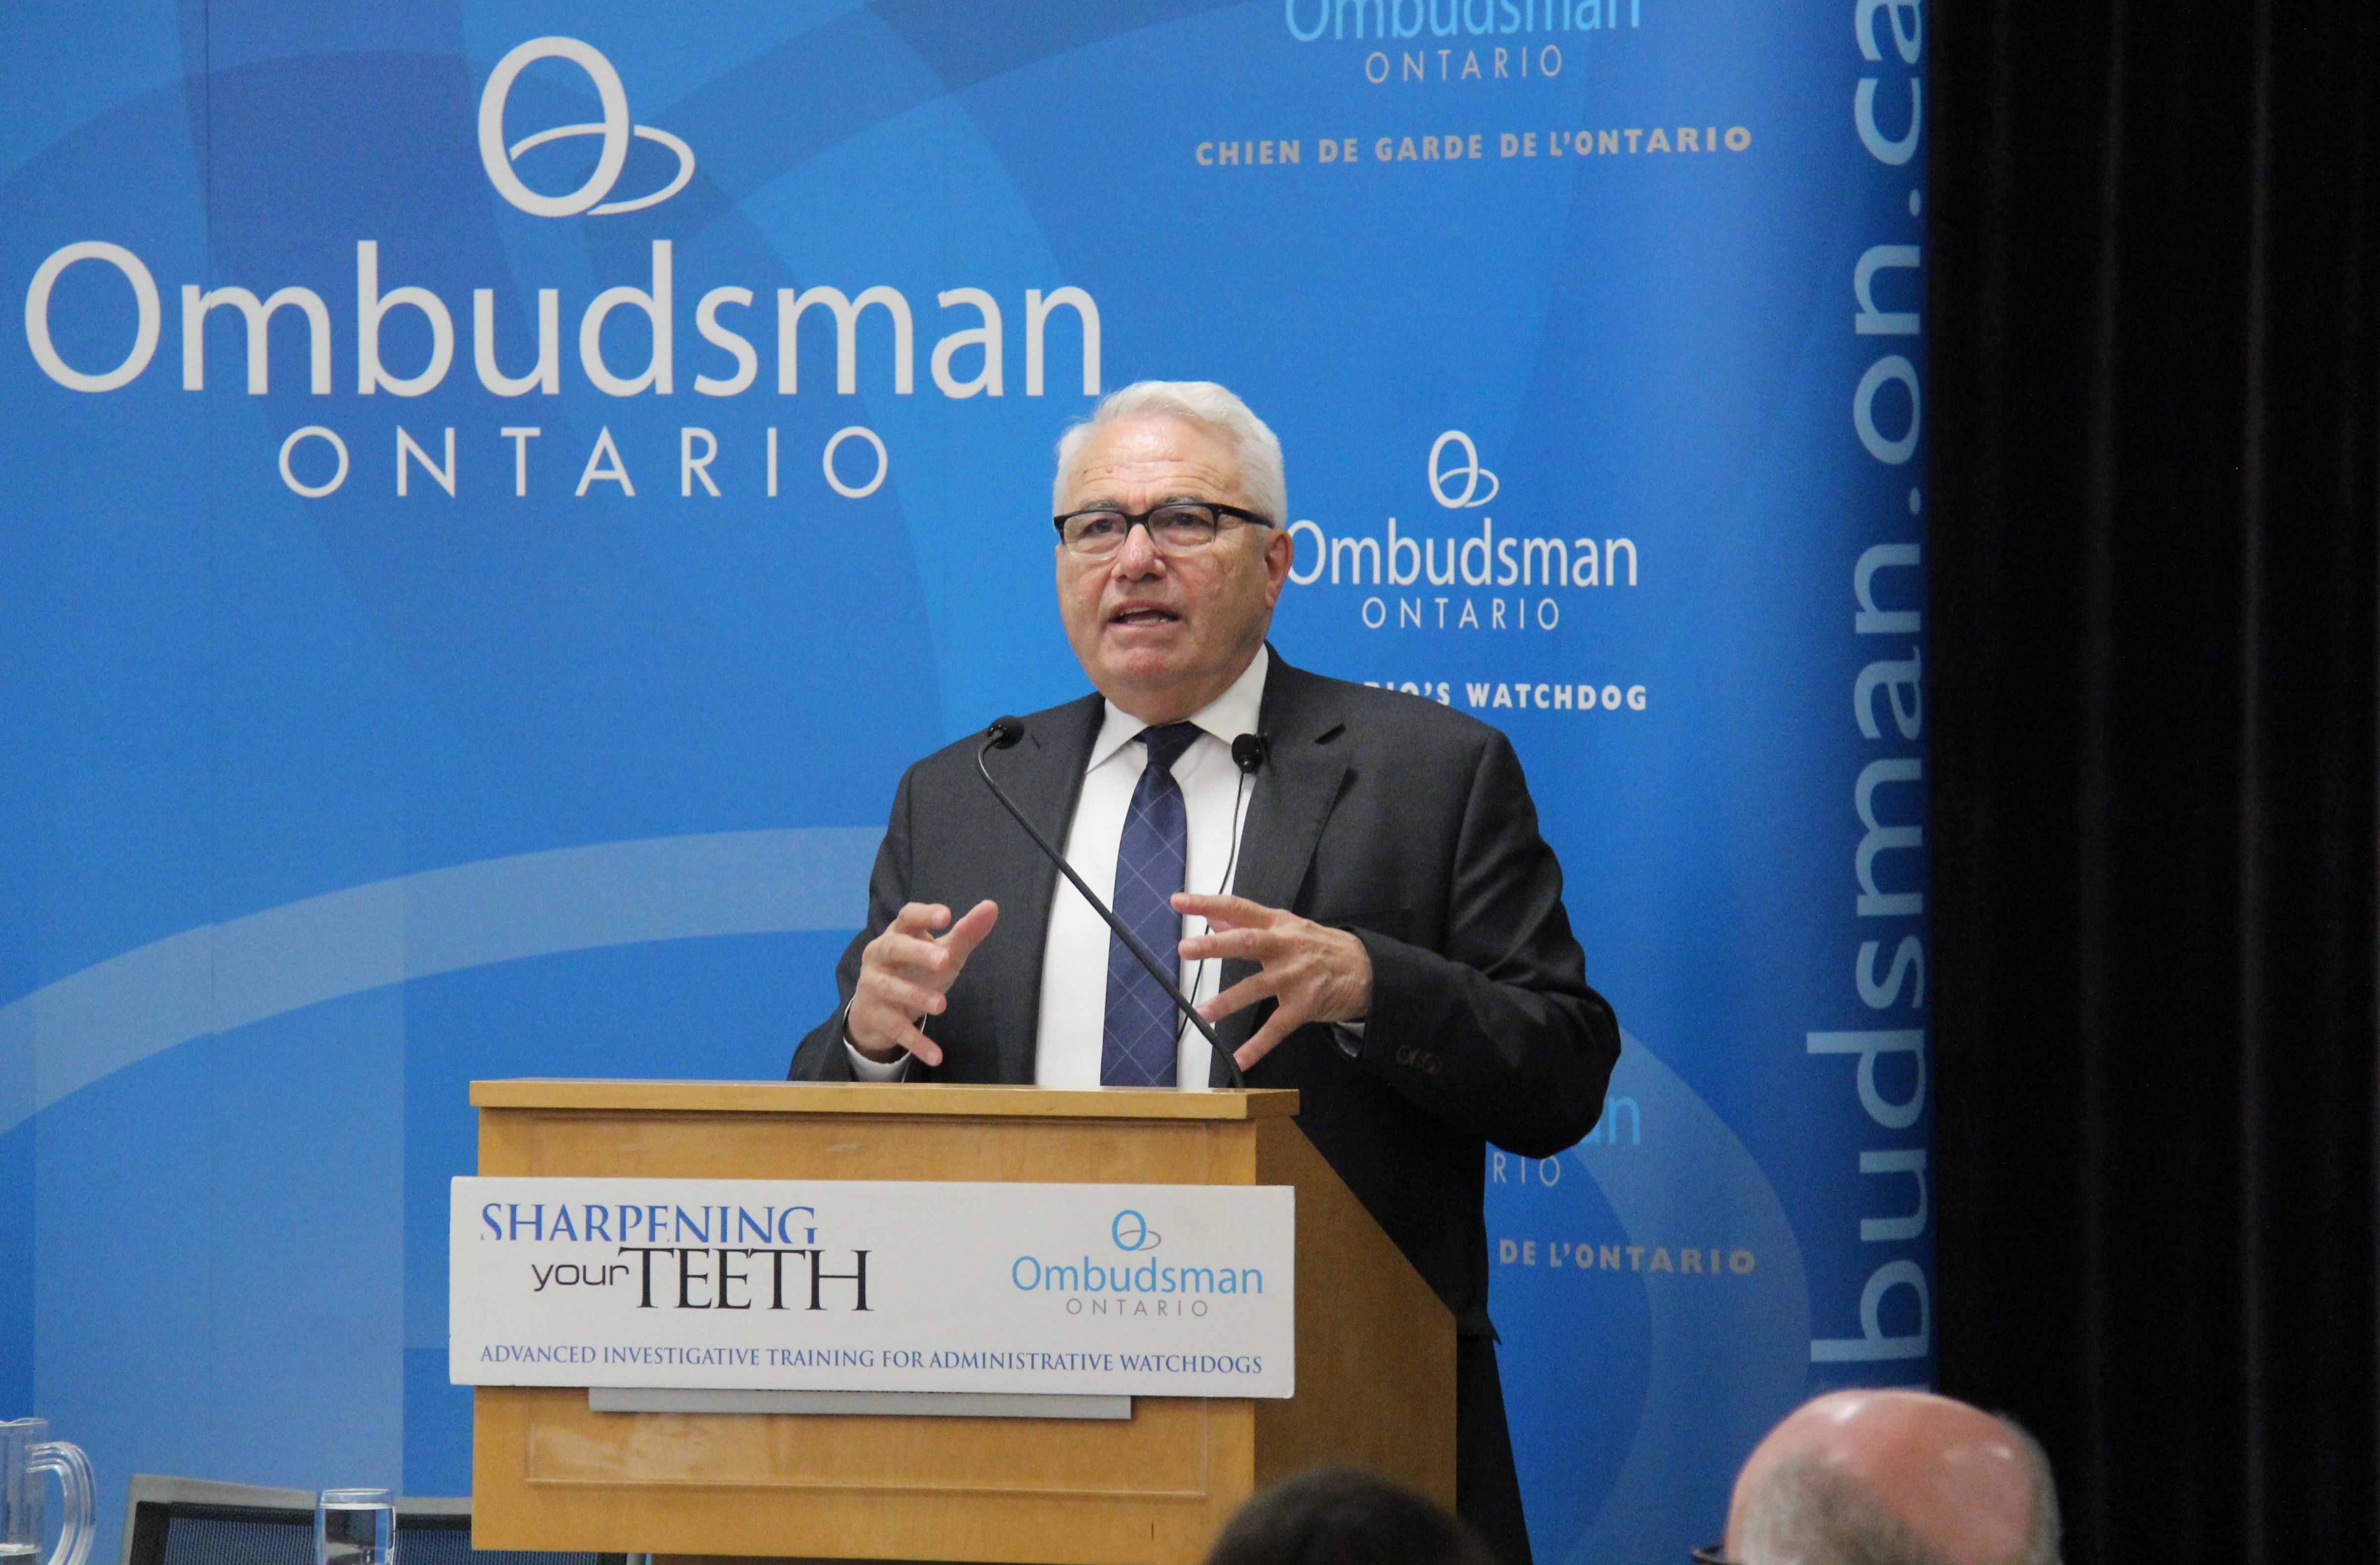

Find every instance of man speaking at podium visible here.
[788,381,1618,1565]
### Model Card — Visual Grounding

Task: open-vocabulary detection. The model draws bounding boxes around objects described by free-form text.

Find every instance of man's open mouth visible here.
[1109,606,1180,627]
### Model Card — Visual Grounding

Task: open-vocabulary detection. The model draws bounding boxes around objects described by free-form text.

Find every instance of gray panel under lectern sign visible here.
[585,1388,1132,1420]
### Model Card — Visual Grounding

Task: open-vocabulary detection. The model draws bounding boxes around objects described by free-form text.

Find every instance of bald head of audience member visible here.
[1205,1469,1496,1565]
[1723,1390,2061,1565]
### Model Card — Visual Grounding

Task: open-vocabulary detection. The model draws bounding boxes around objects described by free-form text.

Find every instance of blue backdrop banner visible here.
[0,3,1930,1561]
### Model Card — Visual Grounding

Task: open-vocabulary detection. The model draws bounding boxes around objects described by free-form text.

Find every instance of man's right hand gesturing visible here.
[846,899,1000,1067]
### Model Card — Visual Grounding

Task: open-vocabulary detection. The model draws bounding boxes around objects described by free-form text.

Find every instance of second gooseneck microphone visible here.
[978,716,1251,1090]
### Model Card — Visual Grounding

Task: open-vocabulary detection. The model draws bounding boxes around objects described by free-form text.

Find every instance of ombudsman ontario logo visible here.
[22,31,1094,509]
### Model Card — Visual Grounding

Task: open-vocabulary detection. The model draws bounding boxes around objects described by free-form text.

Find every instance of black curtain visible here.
[1930,0,2380,1559]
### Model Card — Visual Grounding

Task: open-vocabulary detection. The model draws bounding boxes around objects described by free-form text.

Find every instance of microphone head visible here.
[986,716,1027,750]
[1231,733,1268,775]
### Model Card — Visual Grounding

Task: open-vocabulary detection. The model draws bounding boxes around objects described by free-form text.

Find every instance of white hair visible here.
[1051,380,1288,526]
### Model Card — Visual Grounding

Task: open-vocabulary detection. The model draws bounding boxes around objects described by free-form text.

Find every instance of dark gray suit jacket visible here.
[789,652,1619,1336]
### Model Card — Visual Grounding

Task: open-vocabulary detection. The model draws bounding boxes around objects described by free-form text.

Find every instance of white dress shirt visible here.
[848,647,1268,1086]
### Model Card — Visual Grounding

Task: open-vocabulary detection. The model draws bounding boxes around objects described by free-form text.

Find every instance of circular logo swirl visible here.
[478,38,696,218]
[1111,1210,1163,1252]
[1428,429,1501,508]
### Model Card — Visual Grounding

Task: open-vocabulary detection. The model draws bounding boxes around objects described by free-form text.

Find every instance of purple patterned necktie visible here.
[1101,721,1202,1086]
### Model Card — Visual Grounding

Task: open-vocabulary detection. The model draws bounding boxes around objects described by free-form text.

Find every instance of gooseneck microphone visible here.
[978,718,1247,1090]
[1189,733,1266,1021]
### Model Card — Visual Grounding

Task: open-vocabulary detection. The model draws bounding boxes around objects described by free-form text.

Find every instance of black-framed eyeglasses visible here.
[1052,502,1276,557]
[1689,1546,1738,1565]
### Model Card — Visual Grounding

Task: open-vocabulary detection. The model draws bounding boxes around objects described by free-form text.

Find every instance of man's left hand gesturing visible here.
[1172,891,1374,1071]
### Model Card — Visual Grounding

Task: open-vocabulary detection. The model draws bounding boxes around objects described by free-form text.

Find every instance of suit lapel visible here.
[988,694,1104,1082]
[1210,654,1351,1080]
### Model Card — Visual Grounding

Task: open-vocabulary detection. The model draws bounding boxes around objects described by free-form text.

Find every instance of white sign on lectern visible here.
[449,1177,1296,1398]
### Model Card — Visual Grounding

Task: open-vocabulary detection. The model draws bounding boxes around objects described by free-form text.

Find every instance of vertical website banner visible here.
[0,3,1926,1561]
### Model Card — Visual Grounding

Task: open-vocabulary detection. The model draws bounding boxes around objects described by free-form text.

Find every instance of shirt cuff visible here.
[844,1036,912,1081]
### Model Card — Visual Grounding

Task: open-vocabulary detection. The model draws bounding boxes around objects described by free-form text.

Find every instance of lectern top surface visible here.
[468,1078,1302,1119]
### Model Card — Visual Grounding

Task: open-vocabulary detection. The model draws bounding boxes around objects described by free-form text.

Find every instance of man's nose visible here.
[1111,520,1166,576]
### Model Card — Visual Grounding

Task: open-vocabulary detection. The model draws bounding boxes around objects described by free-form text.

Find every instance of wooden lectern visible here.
[469,1080,1455,1565]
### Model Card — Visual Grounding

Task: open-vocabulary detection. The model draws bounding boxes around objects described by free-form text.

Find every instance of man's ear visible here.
[1264,523,1296,604]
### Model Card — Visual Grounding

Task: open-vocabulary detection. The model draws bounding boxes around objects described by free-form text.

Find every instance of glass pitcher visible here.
[0,1420,92,1565]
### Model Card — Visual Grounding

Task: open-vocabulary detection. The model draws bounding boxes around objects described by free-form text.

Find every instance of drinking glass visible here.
[0,1419,92,1565]
[315,1489,393,1565]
